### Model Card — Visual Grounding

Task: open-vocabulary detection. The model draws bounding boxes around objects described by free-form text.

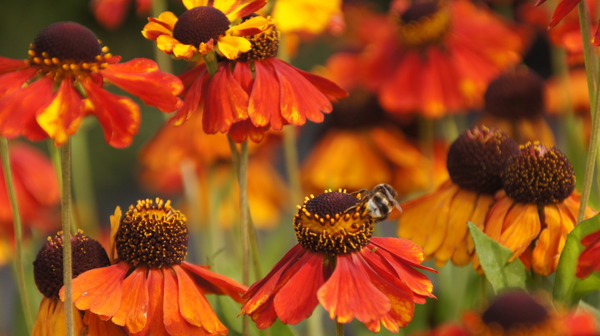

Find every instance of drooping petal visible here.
[532,203,575,275]
[100,58,183,112]
[497,202,541,261]
[318,254,390,324]
[249,61,282,129]
[37,78,85,146]
[82,78,141,148]
[32,298,86,336]
[111,267,149,333]
[0,76,54,140]
[295,65,348,101]
[66,262,129,318]
[173,265,228,334]
[174,67,209,125]
[131,269,169,336]
[84,310,127,336]
[273,251,324,324]
[203,65,249,134]
[180,262,247,302]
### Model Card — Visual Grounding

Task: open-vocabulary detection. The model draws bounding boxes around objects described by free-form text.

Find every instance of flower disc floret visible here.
[393,0,451,48]
[484,67,545,119]
[33,230,110,299]
[172,6,230,47]
[294,190,375,255]
[502,142,575,204]
[447,126,519,194]
[482,291,549,330]
[115,198,188,268]
[237,19,279,62]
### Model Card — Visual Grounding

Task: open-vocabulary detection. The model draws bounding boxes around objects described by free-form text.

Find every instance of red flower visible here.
[91,0,152,31]
[241,188,436,332]
[576,230,600,278]
[0,22,183,148]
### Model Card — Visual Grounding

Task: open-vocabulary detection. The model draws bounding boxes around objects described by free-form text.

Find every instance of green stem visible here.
[60,140,74,336]
[335,321,344,336]
[71,131,99,235]
[577,0,600,222]
[0,138,33,333]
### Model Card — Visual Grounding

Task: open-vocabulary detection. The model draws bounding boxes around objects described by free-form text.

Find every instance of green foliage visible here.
[468,222,527,293]
[553,213,600,306]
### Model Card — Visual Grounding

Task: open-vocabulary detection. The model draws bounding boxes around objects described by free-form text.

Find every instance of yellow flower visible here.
[143,0,269,60]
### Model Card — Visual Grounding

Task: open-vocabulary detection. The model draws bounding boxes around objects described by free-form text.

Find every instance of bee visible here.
[346,184,402,222]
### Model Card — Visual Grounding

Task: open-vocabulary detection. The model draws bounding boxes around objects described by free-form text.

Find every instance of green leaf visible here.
[468,222,527,293]
[553,213,600,306]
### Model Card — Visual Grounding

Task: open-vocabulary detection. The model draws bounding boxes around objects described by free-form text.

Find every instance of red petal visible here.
[248,62,280,128]
[66,263,129,317]
[0,76,54,140]
[101,59,183,112]
[91,0,130,30]
[111,267,149,333]
[0,68,37,97]
[163,268,211,335]
[318,254,390,324]
[82,78,141,148]
[173,69,209,125]
[295,67,348,101]
[593,23,600,46]
[0,57,27,74]
[180,261,247,302]
[273,251,324,324]
[549,0,580,28]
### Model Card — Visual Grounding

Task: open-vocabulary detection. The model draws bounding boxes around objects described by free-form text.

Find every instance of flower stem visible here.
[335,321,344,336]
[576,0,600,222]
[0,137,33,333]
[60,140,74,336]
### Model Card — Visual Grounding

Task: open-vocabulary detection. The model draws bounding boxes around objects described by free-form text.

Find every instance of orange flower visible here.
[363,0,523,117]
[241,188,436,332]
[61,198,247,335]
[91,0,152,31]
[576,230,600,278]
[536,0,600,46]
[142,0,269,61]
[0,142,59,235]
[399,126,520,267]
[150,14,347,142]
[462,290,598,335]
[483,142,596,275]
[32,231,126,336]
[0,22,183,148]
[477,67,555,146]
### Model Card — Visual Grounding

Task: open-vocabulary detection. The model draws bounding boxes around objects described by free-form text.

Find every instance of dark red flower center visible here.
[447,126,519,194]
[393,0,450,48]
[294,190,375,255]
[33,230,110,299]
[172,6,230,47]
[484,67,545,119]
[482,291,549,330]
[32,22,103,63]
[115,198,188,268]
[502,142,575,204]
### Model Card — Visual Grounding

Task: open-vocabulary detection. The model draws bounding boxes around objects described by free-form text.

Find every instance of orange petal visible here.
[173,265,227,334]
[100,59,183,112]
[249,61,282,129]
[180,262,246,302]
[82,78,140,148]
[84,311,127,336]
[224,0,267,21]
[273,251,324,324]
[111,268,149,333]
[131,269,169,336]
[318,254,390,324]
[498,202,541,260]
[532,204,574,275]
[162,268,212,335]
[67,263,129,318]
[37,78,85,146]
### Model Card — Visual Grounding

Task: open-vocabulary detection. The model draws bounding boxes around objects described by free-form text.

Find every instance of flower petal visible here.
[549,0,580,28]
[532,203,574,275]
[66,263,129,317]
[111,267,149,333]
[223,0,267,21]
[273,251,324,324]
[248,61,281,128]
[162,268,210,335]
[318,254,390,324]
[180,262,247,302]
[0,57,27,74]
[100,59,183,112]
[218,35,252,60]
[37,78,85,146]
[130,269,169,336]
[82,78,141,148]
[497,202,541,261]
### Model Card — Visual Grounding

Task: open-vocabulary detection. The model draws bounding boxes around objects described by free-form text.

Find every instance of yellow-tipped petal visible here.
[217,35,252,59]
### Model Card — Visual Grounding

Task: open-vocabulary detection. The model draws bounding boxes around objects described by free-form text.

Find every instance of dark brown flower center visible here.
[33,230,110,299]
[172,6,230,47]
[482,291,549,330]
[484,67,545,119]
[502,142,575,204]
[294,190,375,255]
[447,126,519,194]
[393,0,451,48]
[115,198,188,268]
[32,22,103,63]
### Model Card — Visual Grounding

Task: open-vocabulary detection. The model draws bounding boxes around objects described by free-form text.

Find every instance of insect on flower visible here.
[346,183,402,222]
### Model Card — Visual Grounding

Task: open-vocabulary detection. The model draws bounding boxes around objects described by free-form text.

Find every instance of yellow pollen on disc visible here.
[26,43,111,82]
[395,3,451,49]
